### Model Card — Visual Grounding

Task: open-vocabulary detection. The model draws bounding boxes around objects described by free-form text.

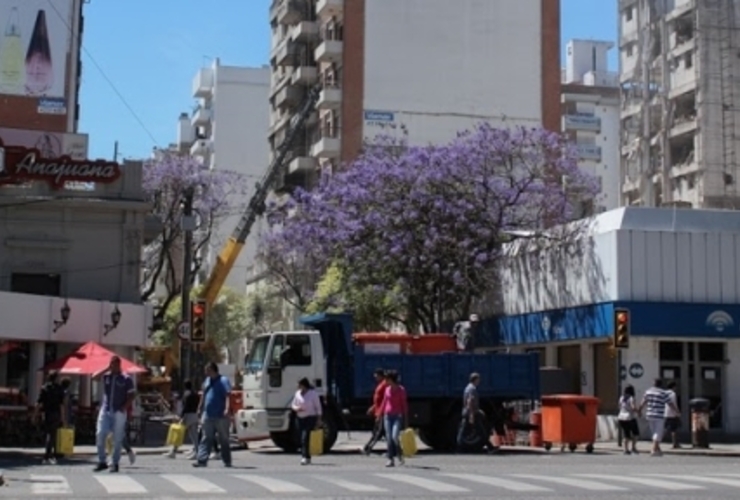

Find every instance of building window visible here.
[11,273,61,296]
[625,7,633,22]
[685,52,693,69]
[626,45,634,57]
[0,341,31,401]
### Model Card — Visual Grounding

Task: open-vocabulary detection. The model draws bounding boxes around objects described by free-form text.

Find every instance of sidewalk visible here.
[593,441,740,457]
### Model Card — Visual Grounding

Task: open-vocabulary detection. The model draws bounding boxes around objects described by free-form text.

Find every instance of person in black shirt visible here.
[35,371,67,464]
[165,380,201,459]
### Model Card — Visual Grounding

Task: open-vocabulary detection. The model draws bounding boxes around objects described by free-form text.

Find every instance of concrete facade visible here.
[619,0,740,209]
[562,39,621,213]
[0,158,152,402]
[497,207,740,434]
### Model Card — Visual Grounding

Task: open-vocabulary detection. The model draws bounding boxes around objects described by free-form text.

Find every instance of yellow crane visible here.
[199,82,323,308]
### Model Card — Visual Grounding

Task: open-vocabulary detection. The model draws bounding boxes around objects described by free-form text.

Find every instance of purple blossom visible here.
[259,123,599,332]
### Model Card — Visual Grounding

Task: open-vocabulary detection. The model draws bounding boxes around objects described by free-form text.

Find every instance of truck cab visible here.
[237,330,336,451]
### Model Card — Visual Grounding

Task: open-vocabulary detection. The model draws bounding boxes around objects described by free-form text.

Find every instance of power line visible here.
[45,0,159,145]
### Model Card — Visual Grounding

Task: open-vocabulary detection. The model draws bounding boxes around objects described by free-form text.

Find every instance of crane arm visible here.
[199,82,323,307]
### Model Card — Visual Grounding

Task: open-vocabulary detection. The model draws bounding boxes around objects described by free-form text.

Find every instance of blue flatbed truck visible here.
[236,313,541,452]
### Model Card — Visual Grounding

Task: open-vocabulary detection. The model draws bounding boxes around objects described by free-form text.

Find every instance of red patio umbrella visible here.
[43,341,147,376]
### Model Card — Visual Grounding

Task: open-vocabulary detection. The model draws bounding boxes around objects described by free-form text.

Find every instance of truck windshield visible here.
[245,336,269,374]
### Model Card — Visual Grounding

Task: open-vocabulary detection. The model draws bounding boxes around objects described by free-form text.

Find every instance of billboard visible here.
[0,0,73,99]
[0,127,88,160]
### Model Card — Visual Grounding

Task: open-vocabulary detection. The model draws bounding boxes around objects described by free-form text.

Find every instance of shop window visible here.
[11,273,61,296]
[659,341,683,361]
[698,342,724,362]
[0,341,31,400]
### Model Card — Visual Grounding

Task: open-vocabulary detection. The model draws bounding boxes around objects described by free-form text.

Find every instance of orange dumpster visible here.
[540,394,599,453]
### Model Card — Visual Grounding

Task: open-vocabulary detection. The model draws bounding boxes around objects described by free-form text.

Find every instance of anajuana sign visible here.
[0,142,121,189]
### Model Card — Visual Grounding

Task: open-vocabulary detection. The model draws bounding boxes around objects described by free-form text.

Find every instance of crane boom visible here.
[199,82,323,307]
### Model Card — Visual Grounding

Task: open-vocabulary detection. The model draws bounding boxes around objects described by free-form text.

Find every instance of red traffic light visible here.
[192,304,205,316]
[616,311,628,324]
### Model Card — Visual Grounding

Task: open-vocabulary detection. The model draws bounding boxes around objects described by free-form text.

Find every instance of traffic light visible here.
[190,299,207,343]
[614,308,630,349]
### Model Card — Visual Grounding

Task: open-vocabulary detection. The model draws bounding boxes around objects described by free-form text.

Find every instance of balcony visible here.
[192,68,214,98]
[669,116,698,138]
[291,21,319,42]
[315,39,343,63]
[575,144,602,161]
[288,155,318,174]
[317,85,342,110]
[316,0,343,19]
[271,38,298,67]
[311,133,341,158]
[191,106,212,127]
[275,85,302,110]
[271,0,305,25]
[190,138,212,157]
[291,65,318,86]
[563,114,601,133]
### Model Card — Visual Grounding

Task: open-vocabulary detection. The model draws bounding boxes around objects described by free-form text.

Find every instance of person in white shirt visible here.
[617,385,640,455]
[664,381,682,449]
[291,377,322,465]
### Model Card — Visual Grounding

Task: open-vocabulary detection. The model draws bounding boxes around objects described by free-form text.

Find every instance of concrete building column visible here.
[580,343,594,396]
[29,341,46,404]
[545,345,557,366]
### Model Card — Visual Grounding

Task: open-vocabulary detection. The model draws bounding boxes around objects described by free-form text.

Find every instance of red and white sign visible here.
[0,142,121,189]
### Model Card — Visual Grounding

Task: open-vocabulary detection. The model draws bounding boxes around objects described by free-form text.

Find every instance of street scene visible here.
[5,436,740,499]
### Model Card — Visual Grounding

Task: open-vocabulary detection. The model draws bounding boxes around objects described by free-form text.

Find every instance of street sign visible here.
[177,322,190,340]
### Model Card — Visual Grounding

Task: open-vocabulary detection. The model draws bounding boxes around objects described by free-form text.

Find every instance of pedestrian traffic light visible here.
[614,308,630,349]
[190,299,207,343]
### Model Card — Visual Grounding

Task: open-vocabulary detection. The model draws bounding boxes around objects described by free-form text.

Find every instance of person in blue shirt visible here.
[193,362,232,468]
[94,356,135,473]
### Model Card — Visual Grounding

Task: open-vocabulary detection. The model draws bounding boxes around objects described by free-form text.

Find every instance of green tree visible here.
[153,285,250,351]
[306,263,402,332]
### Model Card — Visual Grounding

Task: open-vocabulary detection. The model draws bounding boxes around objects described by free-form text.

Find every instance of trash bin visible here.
[689,398,711,449]
[540,395,600,453]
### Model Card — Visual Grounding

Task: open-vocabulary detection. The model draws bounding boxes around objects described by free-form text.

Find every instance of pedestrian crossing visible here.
[11,471,740,496]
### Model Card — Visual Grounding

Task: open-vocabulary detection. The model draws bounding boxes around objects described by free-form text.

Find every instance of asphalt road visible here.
[3,436,740,499]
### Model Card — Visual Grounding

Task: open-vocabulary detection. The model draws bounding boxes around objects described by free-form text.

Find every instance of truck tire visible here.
[321,412,338,453]
[271,414,299,453]
[452,414,488,453]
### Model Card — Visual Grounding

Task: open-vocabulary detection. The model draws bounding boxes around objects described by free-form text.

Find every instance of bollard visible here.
[689,398,711,449]
[529,411,543,447]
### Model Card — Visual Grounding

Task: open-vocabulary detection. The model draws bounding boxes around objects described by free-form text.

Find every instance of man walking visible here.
[363,368,387,455]
[664,381,682,449]
[193,362,232,468]
[94,356,135,473]
[640,378,679,457]
[457,373,495,453]
[35,371,66,464]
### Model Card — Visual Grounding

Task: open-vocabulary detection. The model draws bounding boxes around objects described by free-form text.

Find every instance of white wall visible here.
[501,207,740,314]
[210,66,271,292]
[362,0,543,145]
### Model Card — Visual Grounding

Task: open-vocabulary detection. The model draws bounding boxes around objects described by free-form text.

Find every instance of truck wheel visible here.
[449,414,486,453]
[321,412,338,453]
[270,430,299,453]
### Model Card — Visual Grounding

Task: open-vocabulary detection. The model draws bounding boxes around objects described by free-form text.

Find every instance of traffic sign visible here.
[177,322,190,340]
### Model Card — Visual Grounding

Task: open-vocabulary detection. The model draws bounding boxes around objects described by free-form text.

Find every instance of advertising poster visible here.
[0,126,88,160]
[0,0,72,98]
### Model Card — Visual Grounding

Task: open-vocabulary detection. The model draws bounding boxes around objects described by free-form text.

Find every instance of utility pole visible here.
[180,186,195,385]
[113,141,119,162]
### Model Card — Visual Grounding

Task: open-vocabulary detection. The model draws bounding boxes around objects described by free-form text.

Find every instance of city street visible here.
[3,435,740,499]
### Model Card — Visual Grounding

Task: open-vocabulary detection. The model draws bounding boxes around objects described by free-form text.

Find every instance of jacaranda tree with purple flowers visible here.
[141,152,249,318]
[260,124,599,332]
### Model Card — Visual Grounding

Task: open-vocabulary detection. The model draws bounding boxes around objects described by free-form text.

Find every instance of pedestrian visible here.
[94,356,135,473]
[617,384,640,455]
[193,362,232,468]
[165,380,200,459]
[380,370,408,468]
[290,377,322,465]
[34,370,67,465]
[121,404,136,465]
[363,368,387,455]
[456,372,495,454]
[639,378,679,457]
[664,381,682,449]
[60,378,73,427]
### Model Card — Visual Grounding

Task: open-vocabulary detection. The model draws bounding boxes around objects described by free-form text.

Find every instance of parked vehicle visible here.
[236,313,540,453]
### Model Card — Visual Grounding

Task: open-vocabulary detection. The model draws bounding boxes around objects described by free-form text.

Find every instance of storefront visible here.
[497,207,740,434]
[0,142,153,406]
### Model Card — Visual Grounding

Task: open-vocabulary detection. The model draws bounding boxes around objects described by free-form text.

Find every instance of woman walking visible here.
[617,384,640,455]
[380,370,408,468]
[290,377,322,465]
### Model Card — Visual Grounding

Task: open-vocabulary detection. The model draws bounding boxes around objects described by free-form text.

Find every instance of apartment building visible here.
[619,0,740,208]
[267,0,561,192]
[179,59,271,291]
[562,39,621,213]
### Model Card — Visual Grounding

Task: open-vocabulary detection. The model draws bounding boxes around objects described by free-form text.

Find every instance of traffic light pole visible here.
[180,186,195,386]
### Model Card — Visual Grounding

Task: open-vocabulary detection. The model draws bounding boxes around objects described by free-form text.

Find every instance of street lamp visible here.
[52,300,71,333]
[103,305,122,336]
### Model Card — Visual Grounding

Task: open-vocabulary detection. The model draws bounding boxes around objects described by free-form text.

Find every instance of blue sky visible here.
[78,0,617,161]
